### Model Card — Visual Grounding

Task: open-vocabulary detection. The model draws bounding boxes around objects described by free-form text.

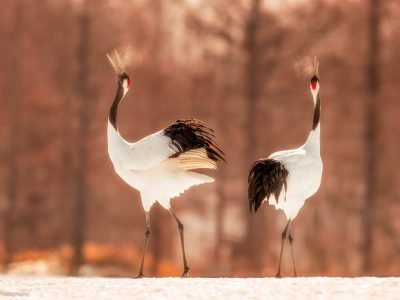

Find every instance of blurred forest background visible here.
[0,0,399,277]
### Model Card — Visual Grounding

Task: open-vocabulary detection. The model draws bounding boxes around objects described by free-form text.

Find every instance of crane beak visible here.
[107,50,125,75]
[313,56,319,77]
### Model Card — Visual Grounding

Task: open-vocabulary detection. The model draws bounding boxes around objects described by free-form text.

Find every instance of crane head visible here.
[310,56,320,92]
[107,50,132,93]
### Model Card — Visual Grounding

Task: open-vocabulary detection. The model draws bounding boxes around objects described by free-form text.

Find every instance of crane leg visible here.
[136,212,150,278]
[288,226,297,277]
[169,208,190,277]
[276,220,290,278]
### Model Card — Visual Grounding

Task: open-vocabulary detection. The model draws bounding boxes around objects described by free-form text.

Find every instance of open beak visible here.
[107,50,125,75]
[313,56,319,77]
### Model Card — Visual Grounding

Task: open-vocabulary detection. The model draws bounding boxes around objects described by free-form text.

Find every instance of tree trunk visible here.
[363,0,380,273]
[3,0,23,269]
[240,0,267,273]
[213,43,233,270]
[70,0,91,275]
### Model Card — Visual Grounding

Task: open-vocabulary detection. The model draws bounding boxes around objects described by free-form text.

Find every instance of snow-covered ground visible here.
[0,277,399,300]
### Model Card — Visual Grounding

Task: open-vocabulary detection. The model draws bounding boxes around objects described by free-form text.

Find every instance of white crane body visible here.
[267,127,322,220]
[107,124,214,211]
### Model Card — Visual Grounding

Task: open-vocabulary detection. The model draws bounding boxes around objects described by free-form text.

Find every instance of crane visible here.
[248,57,323,277]
[106,51,224,278]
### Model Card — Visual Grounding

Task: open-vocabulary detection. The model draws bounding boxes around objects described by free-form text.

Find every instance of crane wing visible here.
[122,119,224,171]
[121,130,178,170]
[268,148,306,164]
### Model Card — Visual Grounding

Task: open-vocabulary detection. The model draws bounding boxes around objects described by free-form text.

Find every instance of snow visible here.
[0,276,399,300]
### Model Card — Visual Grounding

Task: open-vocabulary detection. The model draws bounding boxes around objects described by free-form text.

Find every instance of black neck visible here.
[109,84,124,130]
[312,92,321,130]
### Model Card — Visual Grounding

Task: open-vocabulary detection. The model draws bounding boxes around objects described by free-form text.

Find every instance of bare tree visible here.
[362,0,381,273]
[3,0,23,268]
[240,0,268,272]
[70,0,92,275]
[213,43,235,270]
[186,0,287,272]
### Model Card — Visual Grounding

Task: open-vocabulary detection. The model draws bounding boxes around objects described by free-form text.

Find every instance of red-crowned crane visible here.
[106,51,224,278]
[248,57,323,277]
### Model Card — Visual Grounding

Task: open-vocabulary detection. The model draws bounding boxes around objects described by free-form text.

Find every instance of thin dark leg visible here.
[169,208,190,277]
[276,220,291,278]
[136,212,150,278]
[288,226,297,277]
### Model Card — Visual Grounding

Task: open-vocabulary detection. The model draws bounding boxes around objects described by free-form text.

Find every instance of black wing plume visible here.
[164,119,225,162]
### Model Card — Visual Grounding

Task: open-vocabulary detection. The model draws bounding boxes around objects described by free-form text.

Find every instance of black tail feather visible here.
[248,159,288,213]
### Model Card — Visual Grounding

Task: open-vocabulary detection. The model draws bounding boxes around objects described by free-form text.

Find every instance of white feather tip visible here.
[107,50,125,74]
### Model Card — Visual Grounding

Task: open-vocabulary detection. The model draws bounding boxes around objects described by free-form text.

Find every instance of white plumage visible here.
[248,57,323,277]
[266,129,322,220]
[108,124,218,211]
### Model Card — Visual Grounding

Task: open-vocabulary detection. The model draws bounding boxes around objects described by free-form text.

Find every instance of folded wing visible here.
[122,119,224,171]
